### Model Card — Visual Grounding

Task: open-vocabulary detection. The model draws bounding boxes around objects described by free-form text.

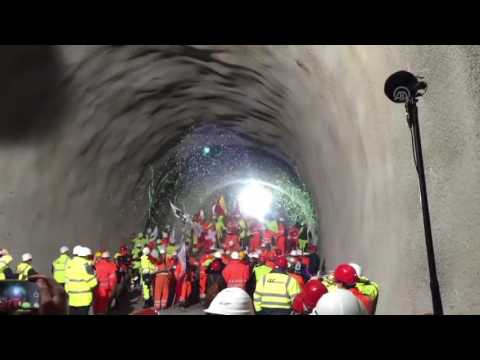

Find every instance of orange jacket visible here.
[222,260,250,290]
[95,259,118,291]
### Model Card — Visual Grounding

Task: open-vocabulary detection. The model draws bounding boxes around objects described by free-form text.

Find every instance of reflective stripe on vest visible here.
[53,255,70,283]
[254,273,293,310]
[17,263,32,280]
[65,257,97,307]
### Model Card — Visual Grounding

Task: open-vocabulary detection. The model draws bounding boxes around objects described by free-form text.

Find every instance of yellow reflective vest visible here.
[356,276,379,300]
[17,262,33,281]
[253,264,273,283]
[52,254,71,284]
[254,271,301,312]
[65,256,98,307]
[140,255,156,275]
[0,255,13,280]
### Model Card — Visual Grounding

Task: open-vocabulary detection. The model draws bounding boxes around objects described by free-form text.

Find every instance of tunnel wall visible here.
[0,45,479,314]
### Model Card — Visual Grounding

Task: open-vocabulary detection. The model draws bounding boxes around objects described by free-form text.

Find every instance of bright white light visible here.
[238,181,273,222]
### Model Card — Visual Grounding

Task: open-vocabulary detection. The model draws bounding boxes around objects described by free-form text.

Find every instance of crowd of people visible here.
[129,196,380,315]
[0,195,380,315]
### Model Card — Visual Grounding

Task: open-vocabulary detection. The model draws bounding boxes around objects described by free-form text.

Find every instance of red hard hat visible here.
[303,279,328,309]
[275,256,288,269]
[334,263,358,286]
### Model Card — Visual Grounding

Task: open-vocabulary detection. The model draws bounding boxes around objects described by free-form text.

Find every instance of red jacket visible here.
[249,232,262,252]
[222,260,250,290]
[95,259,118,291]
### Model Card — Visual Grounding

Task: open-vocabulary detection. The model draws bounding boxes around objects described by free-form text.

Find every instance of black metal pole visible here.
[406,100,444,315]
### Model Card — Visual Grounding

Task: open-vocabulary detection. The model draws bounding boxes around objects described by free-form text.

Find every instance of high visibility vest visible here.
[166,245,177,257]
[17,262,33,281]
[140,255,156,275]
[0,255,13,280]
[65,256,98,307]
[52,254,71,284]
[356,277,379,300]
[253,272,301,312]
[253,264,273,282]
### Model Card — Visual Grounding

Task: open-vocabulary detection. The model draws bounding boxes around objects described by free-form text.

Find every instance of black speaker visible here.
[384,70,427,103]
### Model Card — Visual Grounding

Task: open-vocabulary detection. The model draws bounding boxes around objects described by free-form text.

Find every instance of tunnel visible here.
[0,45,479,315]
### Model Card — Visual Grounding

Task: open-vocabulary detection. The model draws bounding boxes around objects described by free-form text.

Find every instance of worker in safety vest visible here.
[298,224,309,252]
[253,256,301,315]
[130,244,142,290]
[349,263,379,314]
[221,251,250,290]
[93,251,118,315]
[140,247,157,308]
[65,246,98,315]
[333,263,375,315]
[52,246,71,287]
[0,249,14,280]
[17,253,38,280]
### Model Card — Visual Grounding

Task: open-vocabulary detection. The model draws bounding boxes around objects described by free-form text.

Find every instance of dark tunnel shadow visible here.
[0,45,66,143]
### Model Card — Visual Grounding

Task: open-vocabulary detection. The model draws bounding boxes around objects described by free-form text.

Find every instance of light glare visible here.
[238,182,273,222]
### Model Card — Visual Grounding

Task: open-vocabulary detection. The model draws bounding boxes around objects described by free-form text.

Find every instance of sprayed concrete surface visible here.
[0,45,479,314]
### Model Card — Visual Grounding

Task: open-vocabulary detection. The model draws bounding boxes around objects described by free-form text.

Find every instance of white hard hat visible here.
[77,247,92,257]
[22,253,32,262]
[214,251,222,259]
[204,288,255,315]
[0,249,8,256]
[60,246,70,254]
[290,250,298,257]
[230,251,240,260]
[101,251,110,259]
[162,232,168,238]
[349,263,363,277]
[311,289,368,315]
[72,245,82,256]
[159,248,166,255]
[142,247,150,256]
[249,253,259,259]
[150,249,159,259]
